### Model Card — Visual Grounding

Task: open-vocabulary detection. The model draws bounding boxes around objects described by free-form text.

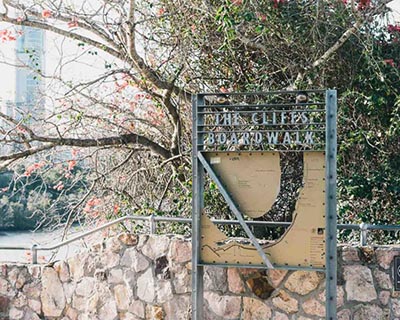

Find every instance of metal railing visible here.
[0,214,399,264]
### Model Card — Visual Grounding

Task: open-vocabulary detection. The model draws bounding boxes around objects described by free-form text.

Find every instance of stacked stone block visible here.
[0,234,399,319]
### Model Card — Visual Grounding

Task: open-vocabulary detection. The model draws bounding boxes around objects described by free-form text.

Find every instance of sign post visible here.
[394,256,400,291]
[325,90,338,319]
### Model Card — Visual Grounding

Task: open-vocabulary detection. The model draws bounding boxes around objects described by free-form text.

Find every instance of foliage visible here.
[0,163,87,230]
[0,0,398,243]
[160,0,400,240]
[338,24,400,242]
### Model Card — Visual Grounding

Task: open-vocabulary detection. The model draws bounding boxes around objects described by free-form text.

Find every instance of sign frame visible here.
[191,90,337,320]
[394,256,400,291]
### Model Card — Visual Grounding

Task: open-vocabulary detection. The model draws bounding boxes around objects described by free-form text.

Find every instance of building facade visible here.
[15,26,46,120]
[0,26,45,155]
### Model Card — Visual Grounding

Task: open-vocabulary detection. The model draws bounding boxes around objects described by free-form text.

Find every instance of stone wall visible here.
[0,234,400,319]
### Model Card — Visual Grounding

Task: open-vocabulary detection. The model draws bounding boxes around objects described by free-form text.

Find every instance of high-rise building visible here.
[0,27,45,155]
[14,26,45,120]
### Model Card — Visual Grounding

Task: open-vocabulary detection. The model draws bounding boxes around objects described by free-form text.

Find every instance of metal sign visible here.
[201,151,325,267]
[394,256,400,291]
[192,90,337,320]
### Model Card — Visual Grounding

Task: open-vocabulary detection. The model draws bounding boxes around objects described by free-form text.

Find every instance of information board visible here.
[202,151,325,267]
[191,90,338,320]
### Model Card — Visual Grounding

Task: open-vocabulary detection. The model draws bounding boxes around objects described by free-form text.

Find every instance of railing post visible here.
[360,223,369,246]
[31,244,38,264]
[149,214,156,234]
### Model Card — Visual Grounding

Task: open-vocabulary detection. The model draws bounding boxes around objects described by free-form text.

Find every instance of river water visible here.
[0,227,91,264]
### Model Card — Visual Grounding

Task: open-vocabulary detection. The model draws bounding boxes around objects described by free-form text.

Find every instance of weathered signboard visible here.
[206,110,317,146]
[202,151,325,268]
[192,90,337,320]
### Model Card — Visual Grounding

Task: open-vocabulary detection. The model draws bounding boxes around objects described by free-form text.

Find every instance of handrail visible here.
[0,214,399,264]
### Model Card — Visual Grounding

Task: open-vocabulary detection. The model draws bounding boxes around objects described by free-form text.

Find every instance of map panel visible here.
[201,151,326,268]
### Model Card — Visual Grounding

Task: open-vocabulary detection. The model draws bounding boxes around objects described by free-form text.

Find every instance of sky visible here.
[0,1,399,102]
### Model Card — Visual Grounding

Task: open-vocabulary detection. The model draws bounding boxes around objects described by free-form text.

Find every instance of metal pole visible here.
[149,214,156,234]
[325,89,338,320]
[359,223,369,246]
[192,94,204,320]
[31,244,38,264]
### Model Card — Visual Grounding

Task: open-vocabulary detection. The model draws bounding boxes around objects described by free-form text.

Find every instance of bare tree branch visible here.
[293,0,394,87]
[0,143,55,161]
[0,13,123,59]
[31,133,171,159]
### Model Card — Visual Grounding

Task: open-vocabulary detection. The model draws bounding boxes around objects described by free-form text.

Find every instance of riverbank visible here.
[0,227,95,263]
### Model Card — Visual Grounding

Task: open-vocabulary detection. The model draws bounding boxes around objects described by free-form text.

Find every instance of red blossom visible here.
[24,251,32,263]
[147,109,164,126]
[134,93,145,100]
[67,160,77,171]
[15,125,27,133]
[84,197,102,213]
[273,0,286,8]
[25,252,46,262]
[64,172,72,179]
[0,29,18,42]
[129,101,137,111]
[113,204,120,214]
[257,13,267,22]
[53,182,64,191]
[157,8,166,16]
[384,59,395,67]
[128,122,135,130]
[71,149,79,157]
[388,24,400,33]
[91,211,100,219]
[357,0,371,10]
[115,80,129,92]
[23,162,45,177]
[42,10,52,19]
[68,18,79,28]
